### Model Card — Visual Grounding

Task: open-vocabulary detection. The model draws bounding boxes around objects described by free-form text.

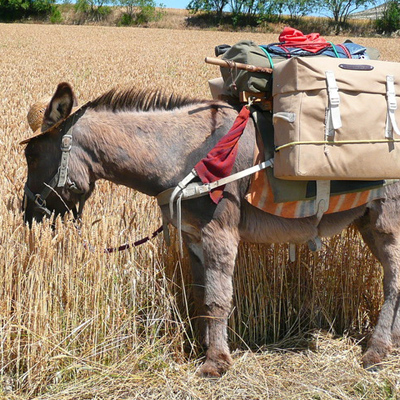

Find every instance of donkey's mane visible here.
[89,87,208,113]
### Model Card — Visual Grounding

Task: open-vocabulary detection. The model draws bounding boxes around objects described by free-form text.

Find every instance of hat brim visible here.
[19,105,83,145]
[19,119,64,145]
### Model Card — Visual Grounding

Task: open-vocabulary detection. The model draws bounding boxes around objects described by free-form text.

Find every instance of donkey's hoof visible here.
[362,350,382,370]
[197,353,233,378]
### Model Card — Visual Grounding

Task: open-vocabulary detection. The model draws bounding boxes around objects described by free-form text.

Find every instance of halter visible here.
[23,104,90,220]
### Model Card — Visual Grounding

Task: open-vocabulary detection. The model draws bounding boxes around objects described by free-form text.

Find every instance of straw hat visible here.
[21,98,78,145]
[27,98,50,132]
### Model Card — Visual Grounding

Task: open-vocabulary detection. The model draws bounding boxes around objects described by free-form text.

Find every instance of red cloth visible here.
[195,106,250,204]
[279,27,329,53]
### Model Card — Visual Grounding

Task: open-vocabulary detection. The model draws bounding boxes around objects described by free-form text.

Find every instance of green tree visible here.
[187,0,229,20]
[375,0,400,33]
[0,0,55,20]
[283,0,319,18]
[320,0,374,24]
[187,0,281,23]
[74,0,112,21]
[117,0,165,26]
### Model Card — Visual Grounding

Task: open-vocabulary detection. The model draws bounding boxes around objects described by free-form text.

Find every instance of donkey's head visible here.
[22,82,91,225]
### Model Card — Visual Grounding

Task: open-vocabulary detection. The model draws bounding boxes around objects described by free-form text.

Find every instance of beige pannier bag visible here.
[272,57,400,180]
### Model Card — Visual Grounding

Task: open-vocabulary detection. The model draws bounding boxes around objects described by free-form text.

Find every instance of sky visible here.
[161,0,189,9]
[158,0,385,13]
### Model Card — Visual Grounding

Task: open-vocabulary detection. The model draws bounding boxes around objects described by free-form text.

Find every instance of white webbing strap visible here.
[315,180,330,221]
[308,236,322,252]
[325,71,342,139]
[176,192,184,256]
[385,75,400,139]
[306,181,331,255]
[158,159,275,209]
[158,159,274,257]
[289,243,296,262]
[183,159,274,200]
[168,169,198,219]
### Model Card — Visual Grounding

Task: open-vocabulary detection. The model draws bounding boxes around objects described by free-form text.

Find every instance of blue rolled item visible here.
[260,42,370,59]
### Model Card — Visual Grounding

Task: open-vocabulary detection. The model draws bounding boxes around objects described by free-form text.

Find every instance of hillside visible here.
[351,2,388,19]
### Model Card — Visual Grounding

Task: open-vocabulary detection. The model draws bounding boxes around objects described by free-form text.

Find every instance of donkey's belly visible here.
[239,202,318,244]
[239,202,366,245]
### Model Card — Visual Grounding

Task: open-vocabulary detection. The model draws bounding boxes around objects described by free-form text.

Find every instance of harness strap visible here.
[315,180,330,220]
[157,159,274,257]
[386,75,400,139]
[325,70,342,139]
[24,172,60,216]
[158,159,274,208]
[57,134,73,188]
[168,169,198,219]
[24,183,51,216]
[176,193,184,256]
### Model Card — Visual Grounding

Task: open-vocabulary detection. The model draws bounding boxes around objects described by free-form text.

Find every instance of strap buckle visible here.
[326,71,341,107]
[61,134,72,152]
[34,193,46,208]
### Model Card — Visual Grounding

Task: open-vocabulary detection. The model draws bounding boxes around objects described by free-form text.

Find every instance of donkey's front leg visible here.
[198,220,240,377]
[184,235,209,348]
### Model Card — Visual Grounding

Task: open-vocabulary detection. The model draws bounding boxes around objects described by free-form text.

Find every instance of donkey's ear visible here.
[42,82,77,131]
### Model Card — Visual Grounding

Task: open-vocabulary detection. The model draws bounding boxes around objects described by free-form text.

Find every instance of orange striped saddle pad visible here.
[245,149,390,219]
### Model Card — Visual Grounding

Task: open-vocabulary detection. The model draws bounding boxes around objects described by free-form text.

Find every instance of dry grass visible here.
[56,7,380,36]
[1,24,400,399]
[5,333,400,399]
[58,6,191,30]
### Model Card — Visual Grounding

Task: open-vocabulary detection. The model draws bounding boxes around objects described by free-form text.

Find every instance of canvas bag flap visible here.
[273,57,400,95]
[272,57,400,180]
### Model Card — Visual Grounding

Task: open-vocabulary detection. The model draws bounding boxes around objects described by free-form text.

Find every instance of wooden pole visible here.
[205,57,273,74]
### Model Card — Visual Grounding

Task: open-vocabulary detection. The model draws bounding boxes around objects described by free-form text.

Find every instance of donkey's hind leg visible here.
[197,218,240,377]
[356,205,400,368]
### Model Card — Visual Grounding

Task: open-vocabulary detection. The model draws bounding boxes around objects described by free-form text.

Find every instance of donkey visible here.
[22,82,400,377]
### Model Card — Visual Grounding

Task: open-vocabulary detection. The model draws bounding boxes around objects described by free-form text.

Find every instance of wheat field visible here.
[1,23,400,399]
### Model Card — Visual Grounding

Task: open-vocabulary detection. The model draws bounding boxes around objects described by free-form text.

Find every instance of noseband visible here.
[24,104,90,219]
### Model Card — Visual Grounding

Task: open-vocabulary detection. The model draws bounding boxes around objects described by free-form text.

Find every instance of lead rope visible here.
[104,225,163,253]
[77,222,164,254]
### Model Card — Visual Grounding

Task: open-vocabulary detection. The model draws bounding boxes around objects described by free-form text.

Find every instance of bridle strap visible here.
[24,103,91,218]
[24,169,60,217]
[57,134,73,188]
[24,183,53,217]
[24,131,72,217]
